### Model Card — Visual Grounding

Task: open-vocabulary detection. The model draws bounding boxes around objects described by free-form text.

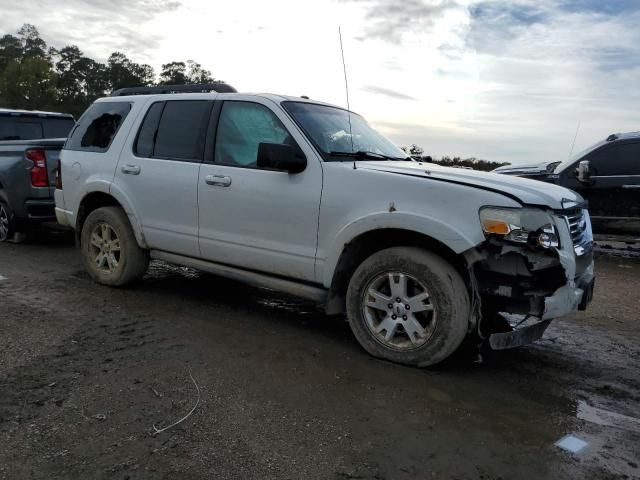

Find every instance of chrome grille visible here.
[557,208,592,256]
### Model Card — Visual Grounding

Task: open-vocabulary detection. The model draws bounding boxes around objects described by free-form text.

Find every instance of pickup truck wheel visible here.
[346,247,470,367]
[0,201,14,242]
[80,207,149,286]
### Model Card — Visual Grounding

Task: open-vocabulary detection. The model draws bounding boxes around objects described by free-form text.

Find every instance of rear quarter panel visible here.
[58,99,148,229]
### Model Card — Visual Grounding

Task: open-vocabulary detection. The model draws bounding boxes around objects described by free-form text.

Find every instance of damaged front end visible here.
[465,206,595,350]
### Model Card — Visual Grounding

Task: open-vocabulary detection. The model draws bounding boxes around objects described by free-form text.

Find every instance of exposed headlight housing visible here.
[480,207,560,249]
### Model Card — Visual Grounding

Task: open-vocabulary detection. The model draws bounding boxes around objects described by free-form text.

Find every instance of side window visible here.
[153,100,211,161]
[214,101,295,168]
[134,102,164,157]
[588,143,640,176]
[65,102,131,152]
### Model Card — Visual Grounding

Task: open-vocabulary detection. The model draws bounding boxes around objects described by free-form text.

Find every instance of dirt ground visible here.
[0,232,639,479]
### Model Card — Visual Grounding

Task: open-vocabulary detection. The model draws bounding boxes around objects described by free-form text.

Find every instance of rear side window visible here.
[42,117,75,138]
[0,117,43,140]
[152,101,212,161]
[66,102,131,152]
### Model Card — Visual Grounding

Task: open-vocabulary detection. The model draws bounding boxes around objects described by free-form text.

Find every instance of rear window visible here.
[0,117,43,140]
[65,102,131,152]
[42,117,75,138]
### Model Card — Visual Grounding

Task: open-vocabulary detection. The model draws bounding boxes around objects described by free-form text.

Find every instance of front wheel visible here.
[346,247,470,367]
[80,206,149,286]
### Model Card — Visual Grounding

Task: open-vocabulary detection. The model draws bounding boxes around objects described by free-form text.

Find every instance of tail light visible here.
[26,149,48,187]
[55,159,62,189]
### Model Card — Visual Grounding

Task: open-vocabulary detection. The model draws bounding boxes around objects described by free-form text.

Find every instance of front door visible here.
[564,141,640,234]
[197,97,322,282]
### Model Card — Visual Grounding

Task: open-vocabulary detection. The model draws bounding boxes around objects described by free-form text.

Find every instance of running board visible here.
[149,250,328,303]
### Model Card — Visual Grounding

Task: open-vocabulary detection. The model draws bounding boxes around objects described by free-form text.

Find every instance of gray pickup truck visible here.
[0,108,75,242]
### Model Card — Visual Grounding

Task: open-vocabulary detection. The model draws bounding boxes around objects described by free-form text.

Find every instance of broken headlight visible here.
[479,207,559,249]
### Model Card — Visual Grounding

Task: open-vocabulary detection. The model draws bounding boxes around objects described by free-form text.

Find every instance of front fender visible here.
[320,211,484,287]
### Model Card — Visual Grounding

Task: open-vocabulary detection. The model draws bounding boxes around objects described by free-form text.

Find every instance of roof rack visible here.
[110,82,237,97]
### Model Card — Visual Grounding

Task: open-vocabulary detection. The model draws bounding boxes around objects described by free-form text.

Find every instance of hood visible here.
[492,161,550,174]
[357,161,583,210]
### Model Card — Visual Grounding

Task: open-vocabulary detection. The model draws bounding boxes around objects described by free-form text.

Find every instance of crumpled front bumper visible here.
[468,209,595,349]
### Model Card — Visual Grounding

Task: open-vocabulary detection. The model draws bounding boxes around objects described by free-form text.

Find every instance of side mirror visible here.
[257,143,306,174]
[576,160,590,183]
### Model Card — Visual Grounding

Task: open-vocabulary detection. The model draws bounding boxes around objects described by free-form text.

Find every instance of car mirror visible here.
[576,160,591,183]
[257,143,306,174]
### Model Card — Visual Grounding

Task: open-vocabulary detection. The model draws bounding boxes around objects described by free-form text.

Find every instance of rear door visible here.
[114,98,213,257]
[197,97,322,281]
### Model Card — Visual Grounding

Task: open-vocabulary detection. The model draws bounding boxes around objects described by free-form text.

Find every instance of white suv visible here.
[55,85,595,366]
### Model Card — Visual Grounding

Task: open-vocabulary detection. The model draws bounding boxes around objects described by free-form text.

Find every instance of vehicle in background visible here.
[493,161,561,180]
[493,132,640,235]
[55,85,594,367]
[0,109,75,242]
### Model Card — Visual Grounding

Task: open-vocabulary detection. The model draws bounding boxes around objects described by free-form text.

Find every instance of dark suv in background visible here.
[495,131,640,235]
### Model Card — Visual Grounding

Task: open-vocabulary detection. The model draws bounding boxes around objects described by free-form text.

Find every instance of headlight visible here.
[479,207,559,249]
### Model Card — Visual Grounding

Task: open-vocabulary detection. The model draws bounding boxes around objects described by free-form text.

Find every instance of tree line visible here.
[402,144,509,171]
[0,24,222,118]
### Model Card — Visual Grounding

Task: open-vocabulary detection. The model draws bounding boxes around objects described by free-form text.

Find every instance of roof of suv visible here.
[98,91,347,112]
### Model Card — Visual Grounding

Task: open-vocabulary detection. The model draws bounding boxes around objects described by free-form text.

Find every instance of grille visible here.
[563,208,588,246]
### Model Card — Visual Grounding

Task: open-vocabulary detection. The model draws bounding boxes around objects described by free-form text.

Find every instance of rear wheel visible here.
[346,247,470,367]
[0,201,15,243]
[80,207,149,286]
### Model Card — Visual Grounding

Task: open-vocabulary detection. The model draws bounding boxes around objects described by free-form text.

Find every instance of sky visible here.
[2,0,639,164]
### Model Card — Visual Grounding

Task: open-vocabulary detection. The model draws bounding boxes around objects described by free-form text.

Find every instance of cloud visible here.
[0,0,181,63]
[361,85,417,100]
[339,0,464,44]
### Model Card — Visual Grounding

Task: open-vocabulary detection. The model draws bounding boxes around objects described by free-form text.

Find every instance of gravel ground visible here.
[0,232,638,479]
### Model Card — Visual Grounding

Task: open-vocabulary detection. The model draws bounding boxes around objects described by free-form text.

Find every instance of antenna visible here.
[338,26,356,169]
[569,120,581,157]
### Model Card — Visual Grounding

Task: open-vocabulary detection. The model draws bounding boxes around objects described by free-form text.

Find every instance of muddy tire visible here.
[0,200,15,243]
[80,207,149,286]
[346,247,470,367]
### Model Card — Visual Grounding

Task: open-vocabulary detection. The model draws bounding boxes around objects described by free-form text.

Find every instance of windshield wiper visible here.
[329,150,407,161]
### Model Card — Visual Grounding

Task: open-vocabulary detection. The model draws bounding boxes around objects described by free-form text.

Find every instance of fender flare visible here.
[321,211,482,287]
[76,180,148,249]
[107,182,148,248]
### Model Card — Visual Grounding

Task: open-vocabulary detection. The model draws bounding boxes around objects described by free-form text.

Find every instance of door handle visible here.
[622,185,640,189]
[205,174,232,187]
[121,164,141,175]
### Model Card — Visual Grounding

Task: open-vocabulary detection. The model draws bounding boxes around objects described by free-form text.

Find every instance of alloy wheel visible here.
[0,205,9,241]
[362,272,437,350]
[89,223,121,273]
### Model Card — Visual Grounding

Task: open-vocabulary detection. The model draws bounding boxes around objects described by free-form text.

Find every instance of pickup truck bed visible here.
[0,138,66,241]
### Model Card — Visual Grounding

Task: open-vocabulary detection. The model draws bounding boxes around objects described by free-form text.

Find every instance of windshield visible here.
[555,139,607,173]
[283,101,407,160]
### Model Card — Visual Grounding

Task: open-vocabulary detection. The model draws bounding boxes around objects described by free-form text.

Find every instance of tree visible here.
[17,24,48,60]
[0,24,227,115]
[0,56,57,110]
[0,35,23,71]
[53,45,110,116]
[159,61,187,85]
[107,52,154,90]
[186,60,214,83]
[409,144,424,156]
